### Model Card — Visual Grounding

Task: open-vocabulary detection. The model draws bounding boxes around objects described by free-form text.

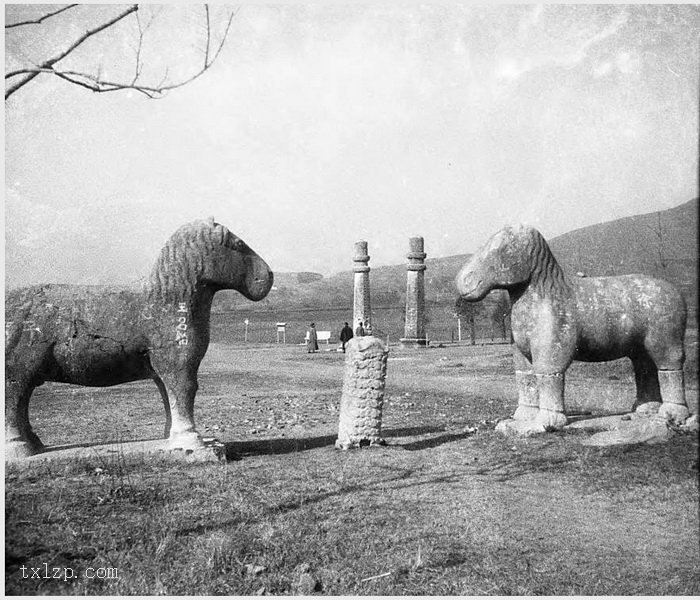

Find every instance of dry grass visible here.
[5,339,699,595]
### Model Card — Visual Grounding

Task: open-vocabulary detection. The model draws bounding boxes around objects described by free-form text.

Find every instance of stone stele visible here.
[336,336,389,449]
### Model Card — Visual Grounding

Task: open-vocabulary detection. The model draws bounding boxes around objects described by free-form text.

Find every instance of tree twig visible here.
[5,4,78,29]
[6,5,239,100]
[6,4,139,99]
[204,5,212,68]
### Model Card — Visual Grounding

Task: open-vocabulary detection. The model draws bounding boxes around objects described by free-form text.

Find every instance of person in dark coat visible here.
[355,321,365,337]
[307,323,319,353]
[339,322,354,353]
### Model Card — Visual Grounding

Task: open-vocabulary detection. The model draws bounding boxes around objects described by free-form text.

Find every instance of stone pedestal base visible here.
[565,412,672,446]
[6,437,225,464]
[336,336,389,450]
[399,338,428,348]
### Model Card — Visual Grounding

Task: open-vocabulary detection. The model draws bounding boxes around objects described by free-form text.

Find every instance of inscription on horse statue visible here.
[456,224,689,434]
[5,219,273,459]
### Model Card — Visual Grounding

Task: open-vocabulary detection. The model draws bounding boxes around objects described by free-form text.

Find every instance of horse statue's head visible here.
[455,224,547,301]
[149,218,274,302]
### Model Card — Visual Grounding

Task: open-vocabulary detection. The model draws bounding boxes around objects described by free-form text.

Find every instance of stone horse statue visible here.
[455,224,689,434]
[5,219,273,459]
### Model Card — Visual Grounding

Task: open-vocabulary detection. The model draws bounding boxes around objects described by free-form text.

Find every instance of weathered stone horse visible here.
[455,224,689,434]
[5,219,273,459]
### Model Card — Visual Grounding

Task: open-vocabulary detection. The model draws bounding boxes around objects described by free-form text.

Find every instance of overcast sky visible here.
[4,4,699,289]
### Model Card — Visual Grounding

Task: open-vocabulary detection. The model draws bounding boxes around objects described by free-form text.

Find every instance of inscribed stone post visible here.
[400,236,427,347]
[336,336,389,449]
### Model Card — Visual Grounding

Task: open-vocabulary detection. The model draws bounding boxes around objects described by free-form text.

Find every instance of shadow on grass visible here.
[395,430,478,451]
[40,437,166,453]
[223,425,446,460]
[21,424,453,463]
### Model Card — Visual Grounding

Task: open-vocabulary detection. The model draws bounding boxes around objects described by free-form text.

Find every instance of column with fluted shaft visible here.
[400,236,427,347]
[352,240,371,333]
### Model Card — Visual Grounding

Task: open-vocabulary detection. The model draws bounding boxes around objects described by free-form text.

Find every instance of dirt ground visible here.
[27,336,698,451]
[7,338,700,595]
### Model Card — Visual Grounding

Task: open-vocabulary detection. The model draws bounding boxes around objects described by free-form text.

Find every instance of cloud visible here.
[555,11,629,69]
[615,50,641,75]
[518,4,544,37]
[495,8,630,82]
[592,60,614,78]
[494,58,533,81]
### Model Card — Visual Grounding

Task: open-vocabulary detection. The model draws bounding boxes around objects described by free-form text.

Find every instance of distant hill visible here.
[548,198,698,308]
[214,198,698,315]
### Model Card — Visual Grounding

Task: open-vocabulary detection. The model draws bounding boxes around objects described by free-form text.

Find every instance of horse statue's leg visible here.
[643,329,689,425]
[153,375,172,439]
[498,346,568,433]
[5,377,45,459]
[151,364,204,450]
[657,370,688,424]
[512,347,539,422]
[534,372,568,430]
[630,353,662,414]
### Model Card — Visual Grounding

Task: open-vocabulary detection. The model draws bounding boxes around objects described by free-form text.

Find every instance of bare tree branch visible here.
[204,5,212,68]
[6,5,239,100]
[5,4,79,29]
[6,4,139,99]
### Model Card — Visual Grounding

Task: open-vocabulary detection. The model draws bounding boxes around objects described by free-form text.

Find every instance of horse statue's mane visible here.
[517,225,572,298]
[147,219,232,302]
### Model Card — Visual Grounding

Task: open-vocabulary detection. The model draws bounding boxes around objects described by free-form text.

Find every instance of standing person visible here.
[339,321,354,353]
[307,323,319,353]
[365,320,373,336]
[355,321,365,337]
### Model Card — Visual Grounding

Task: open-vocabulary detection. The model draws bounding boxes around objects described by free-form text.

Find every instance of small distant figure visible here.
[365,321,373,336]
[307,323,319,353]
[355,321,365,337]
[339,322,354,353]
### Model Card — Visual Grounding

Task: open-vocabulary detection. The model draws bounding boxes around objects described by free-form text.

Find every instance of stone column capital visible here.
[407,263,427,272]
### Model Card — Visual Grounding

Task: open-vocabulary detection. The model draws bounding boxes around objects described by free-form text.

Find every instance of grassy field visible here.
[5,336,699,595]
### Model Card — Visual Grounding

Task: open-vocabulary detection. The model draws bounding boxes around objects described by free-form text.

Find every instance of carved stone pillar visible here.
[352,240,371,332]
[336,336,389,449]
[400,236,427,347]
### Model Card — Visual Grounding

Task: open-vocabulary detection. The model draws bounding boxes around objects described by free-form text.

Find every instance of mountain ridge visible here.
[215,198,698,314]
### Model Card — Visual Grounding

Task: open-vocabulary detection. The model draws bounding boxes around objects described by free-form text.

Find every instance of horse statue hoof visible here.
[513,404,540,421]
[635,402,662,416]
[658,402,690,426]
[167,431,205,451]
[495,418,545,436]
[5,440,44,461]
[536,409,568,431]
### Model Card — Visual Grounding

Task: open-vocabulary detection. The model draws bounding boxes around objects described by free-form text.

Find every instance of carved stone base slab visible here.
[6,437,225,465]
[565,413,675,447]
